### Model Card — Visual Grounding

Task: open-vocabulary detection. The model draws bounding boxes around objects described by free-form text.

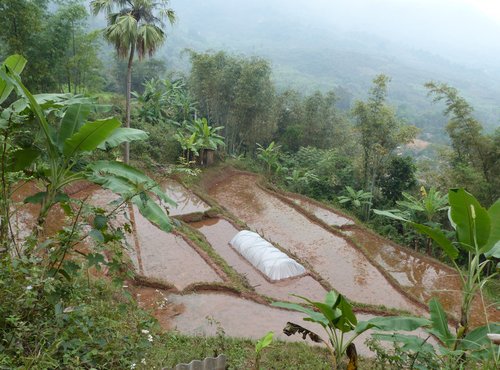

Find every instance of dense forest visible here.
[0,0,499,369]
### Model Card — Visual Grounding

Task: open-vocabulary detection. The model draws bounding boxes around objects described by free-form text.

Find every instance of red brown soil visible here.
[345,226,500,326]
[206,171,423,314]
[283,192,355,227]
[161,178,210,216]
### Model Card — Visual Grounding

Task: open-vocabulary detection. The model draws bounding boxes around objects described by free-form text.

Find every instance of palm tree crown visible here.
[92,0,175,59]
[91,0,175,163]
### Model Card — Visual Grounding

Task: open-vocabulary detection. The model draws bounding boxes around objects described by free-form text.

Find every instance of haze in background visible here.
[88,0,500,135]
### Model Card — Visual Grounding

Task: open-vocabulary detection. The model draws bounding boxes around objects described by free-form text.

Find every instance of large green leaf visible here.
[374,207,458,258]
[411,223,458,260]
[449,188,490,250]
[132,196,172,232]
[57,103,92,149]
[336,295,357,332]
[373,209,408,222]
[374,209,458,259]
[87,161,175,206]
[458,322,500,360]
[373,333,436,353]
[85,161,173,232]
[97,128,149,149]
[6,72,56,154]
[428,298,455,347]
[483,199,500,257]
[255,331,274,353]
[6,148,40,172]
[270,301,329,326]
[355,316,430,334]
[63,118,120,157]
[0,55,27,104]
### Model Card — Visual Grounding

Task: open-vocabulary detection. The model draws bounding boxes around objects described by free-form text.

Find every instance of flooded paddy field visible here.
[207,172,423,314]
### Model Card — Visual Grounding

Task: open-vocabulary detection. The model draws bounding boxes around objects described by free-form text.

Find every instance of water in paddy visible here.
[284,193,354,227]
[191,217,327,302]
[132,207,222,290]
[208,172,423,315]
[161,178,210,216]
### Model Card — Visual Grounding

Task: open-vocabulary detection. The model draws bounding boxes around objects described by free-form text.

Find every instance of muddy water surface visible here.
[284,194,354,227]
[164,291,378,356]
[347,227,500,326]
[208,173,422,314]
[133,207,222,289]
[161,179,210,216]
[191,218,327,302]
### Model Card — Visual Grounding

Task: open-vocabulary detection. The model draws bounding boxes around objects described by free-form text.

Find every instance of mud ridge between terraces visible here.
[202,167,432,317]
[255,178,432,317]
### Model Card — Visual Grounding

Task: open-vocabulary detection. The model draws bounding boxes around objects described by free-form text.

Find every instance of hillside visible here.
[153,0,500,142]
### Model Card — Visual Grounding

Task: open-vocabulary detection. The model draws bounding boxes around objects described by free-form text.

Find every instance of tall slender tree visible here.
[91,0,175,163]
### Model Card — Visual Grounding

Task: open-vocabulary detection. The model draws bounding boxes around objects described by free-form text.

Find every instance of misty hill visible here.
[88,0,500,142]
[155,0,500,141]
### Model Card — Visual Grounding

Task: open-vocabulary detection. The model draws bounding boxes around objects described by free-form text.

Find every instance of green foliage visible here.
[130,119,181,166]
[132,77,195,125]
[338,186,372,221]
[426,82,500,206]
[272,291,426,368]
[0,54,172,254]
[378,156,417,203]
[352,74,418,221]
[338,186,373,209]
[0,0,104,93]
[256,141,281,175]
[189,50,276,154]
[91,0,176,163]
[0,257,160,369]
[374,189,500,367]
[254,331,274,370]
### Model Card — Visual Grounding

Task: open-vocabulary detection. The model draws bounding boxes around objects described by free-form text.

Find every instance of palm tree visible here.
[91,0,175,163]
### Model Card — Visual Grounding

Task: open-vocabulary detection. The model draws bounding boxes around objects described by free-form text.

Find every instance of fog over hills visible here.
[89,0,500,138]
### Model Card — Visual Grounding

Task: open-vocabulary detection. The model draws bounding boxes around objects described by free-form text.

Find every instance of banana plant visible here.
[272,291,429,369]
[374,189,500,365]
[254,331,273,370]
[256,141,281,175]
[337,186,372,209]
[0,55,173,250]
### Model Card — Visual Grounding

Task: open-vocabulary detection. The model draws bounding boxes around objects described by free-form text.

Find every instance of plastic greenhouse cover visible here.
[229,230,306,281]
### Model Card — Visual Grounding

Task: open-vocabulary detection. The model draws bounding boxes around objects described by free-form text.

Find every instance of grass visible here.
[2,255,360,369]
[146,332,335,369]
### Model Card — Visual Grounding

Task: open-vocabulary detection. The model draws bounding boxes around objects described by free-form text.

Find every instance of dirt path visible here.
[207,171,423,314]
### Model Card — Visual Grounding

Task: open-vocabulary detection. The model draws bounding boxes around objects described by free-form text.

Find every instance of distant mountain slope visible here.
[87,0,500,141]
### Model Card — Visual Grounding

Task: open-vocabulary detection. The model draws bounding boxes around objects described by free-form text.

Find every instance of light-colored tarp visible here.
[229,230,306,281]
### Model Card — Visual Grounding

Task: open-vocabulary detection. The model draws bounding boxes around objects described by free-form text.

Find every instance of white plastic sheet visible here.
[229,230,306,281]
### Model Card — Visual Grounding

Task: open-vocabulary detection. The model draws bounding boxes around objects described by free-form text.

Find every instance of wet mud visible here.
[284,193,355,227]
[347,227,500,326]
[208,172,422,314]
[161,178,210,216]
[10,181,69,241]
[163,291,434,358]
[132,207,222,290]
[191,217,327,302]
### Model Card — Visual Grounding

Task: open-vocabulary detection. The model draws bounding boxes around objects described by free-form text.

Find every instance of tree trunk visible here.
[124,46,135,164]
